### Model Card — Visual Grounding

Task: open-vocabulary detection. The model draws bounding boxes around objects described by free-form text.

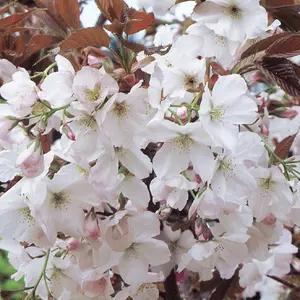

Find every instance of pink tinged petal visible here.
[163,225,181,242]
[193,1,223,23]
[153,141,190,178]
[129,211,160,242]
[177,230,196,250]
[225,95,258,124]
[212,75,248,106]
[118,147,152,179]
[119,251,149,284]
[146,120,182,143]
[217,240,248,267]
[120,176,150,209]
[167,189,188,211]
[0,151,19,182]
[138,239,171,266]
[190,242,214,261]
[190,143,215,182]
[56,54,75,75]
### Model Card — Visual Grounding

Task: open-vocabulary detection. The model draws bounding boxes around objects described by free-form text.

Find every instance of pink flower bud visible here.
[105,217,134,252]
[62,123,76,141]
[177,106,188,119]
[84,215,100,240]
[66,238,80,251]
[87,55,103,66]
[261,213,277,226]
[195,218,212,240]
[16,142,44,178]
[276,108,298,119]
[124,74,136,87]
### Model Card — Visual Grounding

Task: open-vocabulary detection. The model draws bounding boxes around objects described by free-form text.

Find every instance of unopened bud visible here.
[273,108,298,119]
[177,106,188,119]
[84,215,100,240]
[124,74,136,87]
[158,206,172,220]
[261,213,277,226]
[66,237,80,251]
[62,123,76,141]
[195,218,212,240]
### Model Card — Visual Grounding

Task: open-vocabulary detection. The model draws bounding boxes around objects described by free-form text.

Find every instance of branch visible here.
[164,269,181,300]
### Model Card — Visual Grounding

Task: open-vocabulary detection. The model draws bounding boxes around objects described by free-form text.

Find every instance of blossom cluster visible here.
[0,0,299,299]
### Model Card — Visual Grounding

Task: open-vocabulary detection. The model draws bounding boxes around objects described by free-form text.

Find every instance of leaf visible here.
[0,35,25,57]
[55,0,80,29]
[34,0,67,32]
[0,10,37,29]
[274,133,298,159]
[240,32,291,60]
[256,57,300,97]
[123,10,155,35]
[95,0,126,22]
[60,27,110,52]
[267,5,300,32]
[28,34,59,55]
[266,34,300,58]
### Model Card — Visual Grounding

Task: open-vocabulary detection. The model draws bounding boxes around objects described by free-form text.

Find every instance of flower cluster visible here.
[0,0,299,299]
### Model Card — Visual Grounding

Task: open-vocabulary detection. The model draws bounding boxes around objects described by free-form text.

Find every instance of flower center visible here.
[50,191,71,210]
[184,75,198,91]
[209,105,225,121]
[259,177,274,191]
[171,134,194,150]
[226,4,242,19]
[84,84,100,102]
[77,115,97,129]
[18,207,35,225]
[114,102,129,119]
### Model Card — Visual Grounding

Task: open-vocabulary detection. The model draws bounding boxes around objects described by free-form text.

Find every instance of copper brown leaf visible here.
[123,10,155,35]
[60,27,110,52]
[55,0,80,30]
[95,0,126,22]
[28,34,59,55]
[274,133,298,159]
[240,32,291,60]
[266,34,300,58]
[256,57,300,97]
[0,34,25,58]
[0,10,37,30]
[34,0,67,32]
[267,5,300,32]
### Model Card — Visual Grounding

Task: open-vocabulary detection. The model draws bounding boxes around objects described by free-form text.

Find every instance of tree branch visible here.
[164,269,181,300]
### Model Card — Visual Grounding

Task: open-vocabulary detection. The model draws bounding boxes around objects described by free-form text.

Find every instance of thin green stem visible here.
[1,286,34,293]
[168,108,183,125]
[25,249,50,299]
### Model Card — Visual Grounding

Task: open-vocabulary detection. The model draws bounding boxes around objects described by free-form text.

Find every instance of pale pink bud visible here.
[124,74,136,87]
[16,142,44,178]
[177,106,188,119]
[157,206,172,220]
[195,218,212,240]
[105,217,134,252]
[62,123,76,141]
[84,215,100,240]
[66,238,80,251]
[87,55,103,66]
[261,213,277,226]
[82,277,113,298]
[276,108,298,119]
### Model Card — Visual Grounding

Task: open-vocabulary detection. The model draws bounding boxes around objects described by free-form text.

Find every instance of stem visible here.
[25,249,50,299]
[164,269,181,300]
[168,108,183,126]
[267,275,297,290]
[1,286,34,293]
